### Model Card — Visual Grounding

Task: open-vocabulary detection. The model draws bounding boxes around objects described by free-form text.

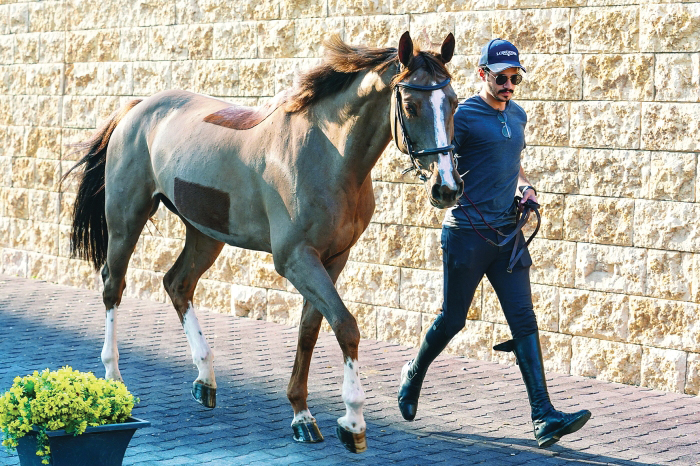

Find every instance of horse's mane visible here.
[285,35,451,113]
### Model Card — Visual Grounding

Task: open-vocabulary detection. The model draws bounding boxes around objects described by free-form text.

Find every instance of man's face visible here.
[480,67,521,103]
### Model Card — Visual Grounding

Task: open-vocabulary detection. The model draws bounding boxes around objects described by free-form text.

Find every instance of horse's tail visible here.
[61,99,142,270]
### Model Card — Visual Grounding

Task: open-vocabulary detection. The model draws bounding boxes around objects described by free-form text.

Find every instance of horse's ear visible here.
[398,31,413,67]
[441,33,455,64]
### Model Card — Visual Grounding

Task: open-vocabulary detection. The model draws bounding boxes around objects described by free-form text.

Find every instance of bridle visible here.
[392,76,455,182]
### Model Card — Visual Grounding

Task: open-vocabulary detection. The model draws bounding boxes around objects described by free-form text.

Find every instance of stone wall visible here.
[0,0,698,395]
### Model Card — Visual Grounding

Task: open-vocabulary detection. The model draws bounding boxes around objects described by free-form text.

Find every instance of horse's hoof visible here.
[292,420,324,443]
[192,382,216,408]
[335,421,367,453]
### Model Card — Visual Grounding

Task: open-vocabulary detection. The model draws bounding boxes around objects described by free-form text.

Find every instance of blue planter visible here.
[16,417,150,466]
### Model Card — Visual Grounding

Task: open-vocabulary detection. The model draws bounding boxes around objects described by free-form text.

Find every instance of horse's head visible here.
[390,31,463,209]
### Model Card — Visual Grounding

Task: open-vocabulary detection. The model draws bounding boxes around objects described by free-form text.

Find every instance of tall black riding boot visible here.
[397,314,452,421]
[495,331,591,448]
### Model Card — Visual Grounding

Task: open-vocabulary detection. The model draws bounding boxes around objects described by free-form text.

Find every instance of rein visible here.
[393,77,455,182]
[458,197,541,273]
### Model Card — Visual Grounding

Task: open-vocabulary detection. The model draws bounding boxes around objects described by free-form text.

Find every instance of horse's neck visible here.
[315,68,395,185]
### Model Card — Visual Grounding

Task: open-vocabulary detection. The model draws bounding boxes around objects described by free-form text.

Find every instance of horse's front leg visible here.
[281,246,367,453]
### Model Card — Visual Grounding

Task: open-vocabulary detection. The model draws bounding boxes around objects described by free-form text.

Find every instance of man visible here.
[397,39,591,448]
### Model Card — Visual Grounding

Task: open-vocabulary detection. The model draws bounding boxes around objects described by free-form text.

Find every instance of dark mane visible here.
[286,36,451,113]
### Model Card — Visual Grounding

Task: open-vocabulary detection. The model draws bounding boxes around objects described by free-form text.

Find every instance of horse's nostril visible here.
[432,184,442,201]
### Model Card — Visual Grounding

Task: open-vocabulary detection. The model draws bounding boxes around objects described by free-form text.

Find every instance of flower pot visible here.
[15,417,150,466]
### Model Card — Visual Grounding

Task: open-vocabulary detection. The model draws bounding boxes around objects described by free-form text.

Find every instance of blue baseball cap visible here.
[478,39,526,73]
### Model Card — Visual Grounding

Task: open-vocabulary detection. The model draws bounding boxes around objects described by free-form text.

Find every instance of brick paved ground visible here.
[0,274,698,465]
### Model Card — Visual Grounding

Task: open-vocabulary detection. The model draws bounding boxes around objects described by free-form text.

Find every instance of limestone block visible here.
[26,127,61,160]
[36,97,63,127]
[640,3,700,53]
[348,222,380,264]
[686,353,700,395]
[633,199,700,252]
[131,0,176,27]
[571,336,642,385]
[65,0,118,30]
[258,20,296,59]
[213,22,257,60]
[399,267,442,314]
[249,251,287,290]
[267,289,303,327]
[491,324,515,365]
[99,63,133,96]
[328,0,390,16]
[575,243,646,295]
[0,157,11,190]
[27,221,58,255]
[0,65,26,95]
[518,54,582,101]
[505,0,584,7]
[528,238,576,287]
[529,192,563,241]
[444,319,493,360]
[1,248,27,277]
[120,28,150,62]
[62,96,96,129]
[518,101,569,147]
[9,3,29,34]
[11,158,33,189]
[238,60,274,96]
[59,193,75,228]
[563,195,634,246]
[344,15,410,49]
[336,261,400,307]
[0,98,10,126]
[273,57,321,95]
[654,53,700,103]
[64,62,99,96]
[237,0,280,20]
[379,224,425,268]
[95,30,120,63]
[95,96,122,124]
[571,102,641,149]
[139,236,183,273]
[148,26,188,61]
[281,0,327,18]
[176,0,235,24]
[39,32,65,64]
[571,6,639,53]
[641,103,700,152]
[0,219,10,248]
[402,184,443,228]
[172,61,194,91]
[377,144,421,184]
[294,18,344,58]
[532,284,559,332]
[448,55,480,100]
[60,129,93,161]
[539,330,573,374]
[491,8,570,54]
[377,307,421,347]
[28,190,59,222]
[124,268,166,303]
[578,149,649,199]
[11,95,39,127]
[583,54,654,101]
[231,285,267,320]
[194,60,238,97]
[423,227,442,271]
[188,24,213,60]
[133,62,171,96]
[26,63,62,95]
[57,257,101,290]
[391,0,438,14]
[321,300,377,339]
[193,279,232,314]
[0,126,25,158]
[15,33,38,64]
[66,31,98,63]
[0,36,13,64]
[372,181,401,224]
[650,151,697,203]
[629,297,699,353]
[409,14,455,50]
[27,252,56,282]
[203,246,250,286]
[35,159,59,191]
[5,188,28,219]
[560,288,628,341]
[641,347,687,393]
[28,2,64,33]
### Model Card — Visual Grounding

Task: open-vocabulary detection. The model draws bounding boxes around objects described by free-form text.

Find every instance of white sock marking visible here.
[431,89,459,191]
[101,306,122,381]
[292,409,316,426]
[182,303,216,388]
[338,358,366,433]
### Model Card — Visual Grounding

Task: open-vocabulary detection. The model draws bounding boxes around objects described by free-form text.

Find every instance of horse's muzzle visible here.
[430,178,463,208]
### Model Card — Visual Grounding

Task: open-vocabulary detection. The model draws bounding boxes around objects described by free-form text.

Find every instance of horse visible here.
[63,31,463,453]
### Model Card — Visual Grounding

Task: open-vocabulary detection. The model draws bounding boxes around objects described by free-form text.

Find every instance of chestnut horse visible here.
[65,32,462,452]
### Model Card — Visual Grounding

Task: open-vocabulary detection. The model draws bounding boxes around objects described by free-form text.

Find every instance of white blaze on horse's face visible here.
[182,304,217,388]
[429,87,459,193]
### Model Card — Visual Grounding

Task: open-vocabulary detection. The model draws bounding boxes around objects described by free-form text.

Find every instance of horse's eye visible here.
[404,103,417,117]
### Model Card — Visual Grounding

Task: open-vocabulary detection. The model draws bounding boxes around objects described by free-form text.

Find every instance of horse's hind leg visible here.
[163,222,224,408]
[287,252,349,444]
